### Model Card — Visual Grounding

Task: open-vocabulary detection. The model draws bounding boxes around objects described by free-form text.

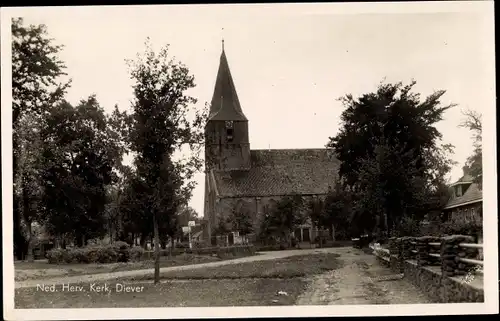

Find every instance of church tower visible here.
[205,41,251,171]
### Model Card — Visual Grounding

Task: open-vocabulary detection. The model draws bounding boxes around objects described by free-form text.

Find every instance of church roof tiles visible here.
[211,149,340,197]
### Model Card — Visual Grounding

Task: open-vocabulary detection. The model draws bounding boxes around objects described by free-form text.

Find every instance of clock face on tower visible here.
[225,121,234,129]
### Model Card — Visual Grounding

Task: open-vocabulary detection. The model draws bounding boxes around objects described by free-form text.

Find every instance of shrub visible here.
[129,246,145,262]
[47,248,65,264]
[440,219,482,237]
[193,247,218,256]
[111,241,130,250]
[175,242,189,249]
[84,247,101,263]
[255,244,283,251]
[106,241,130,262]
[395,216,422,237]
[216,245,255,259]
[47,243,132,264]
[73,248,90,263]
[192,240,206,249]
[101,246,120,263]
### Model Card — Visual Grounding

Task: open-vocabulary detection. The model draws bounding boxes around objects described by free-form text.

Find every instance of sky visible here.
[8,2,495,218]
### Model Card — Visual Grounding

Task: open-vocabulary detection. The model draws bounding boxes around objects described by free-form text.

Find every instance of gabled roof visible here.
[444,182,482,210]
[208,47,247,121]
[211,149,339,197]
[449,173,474,187]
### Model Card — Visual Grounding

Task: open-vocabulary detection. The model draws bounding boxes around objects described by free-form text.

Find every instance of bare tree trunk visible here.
[26,221,34,262]
[169,236,173,258]
[384,212,388,239]
[153,212,160,284]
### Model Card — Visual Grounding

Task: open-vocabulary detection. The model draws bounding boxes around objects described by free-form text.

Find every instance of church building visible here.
[203,43,340,245]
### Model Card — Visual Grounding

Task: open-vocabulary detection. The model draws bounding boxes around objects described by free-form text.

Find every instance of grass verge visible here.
[125,253,342,281]
[15,278,307,308]
[15,254,230,281]
[15,253,342,308]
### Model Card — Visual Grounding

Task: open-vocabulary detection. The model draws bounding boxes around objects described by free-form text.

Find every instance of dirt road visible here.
[296,247,431,305]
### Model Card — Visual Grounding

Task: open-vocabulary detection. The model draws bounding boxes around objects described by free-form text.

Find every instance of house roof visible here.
[444,182,482,210]
[208,47,247,121]
[449,173,474,187]
[211,149,340,197]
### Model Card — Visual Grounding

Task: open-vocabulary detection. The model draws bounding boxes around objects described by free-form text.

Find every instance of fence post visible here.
[416,236,441,266]
[440,235,476,277]
[402,236,416,260]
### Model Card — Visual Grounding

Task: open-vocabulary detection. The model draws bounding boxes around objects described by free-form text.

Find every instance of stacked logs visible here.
[399,236,416,261]
[388,237,398,255]
[389,237,404,272]
[440,235,476,277]
[415,236,441,266]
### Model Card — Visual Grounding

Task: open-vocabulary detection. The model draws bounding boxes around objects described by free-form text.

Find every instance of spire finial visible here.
[221,27,225,51]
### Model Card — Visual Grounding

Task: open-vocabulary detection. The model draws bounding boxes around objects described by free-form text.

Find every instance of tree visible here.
[12,18,71,259]
[117,170,152,246]
[177,205,199,227]
[227,203,254,239]
[15,114,45,261]
[262,194,306,247]
[321,180,353,240]
[328,81,456,237]
[126,38,206,284]
[160,211,182,255]
[459,109,482,188]
[307,197,326,245]
[41,97,122,246]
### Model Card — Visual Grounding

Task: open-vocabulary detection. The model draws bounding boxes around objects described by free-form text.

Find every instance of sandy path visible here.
[296,247,431,305]
[15,247,337,289]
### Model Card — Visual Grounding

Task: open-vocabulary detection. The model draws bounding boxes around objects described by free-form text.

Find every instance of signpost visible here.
[187,221,195,249]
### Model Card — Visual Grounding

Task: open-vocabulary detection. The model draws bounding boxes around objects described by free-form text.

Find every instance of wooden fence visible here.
[377,235,483,277]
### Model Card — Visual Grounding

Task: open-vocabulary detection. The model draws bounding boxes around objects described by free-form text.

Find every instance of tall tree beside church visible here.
[227,204,254,237]
[126,38,206,284]
[322,179,353,239]
[12,18,71,259]
[265,194,306,246]
[459,109,482,188]
[41,97,123,245]
[15,114,45,261]
[328,81,456,236]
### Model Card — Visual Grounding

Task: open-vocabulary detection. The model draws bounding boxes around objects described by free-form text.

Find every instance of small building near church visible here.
[442,166,483,256]
[442,166,482,225]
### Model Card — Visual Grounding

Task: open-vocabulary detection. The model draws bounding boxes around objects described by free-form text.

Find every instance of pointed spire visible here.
[221,27,225,51]
[208,41,247,121]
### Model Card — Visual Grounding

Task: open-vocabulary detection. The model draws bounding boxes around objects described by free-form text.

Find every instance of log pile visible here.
[388,237,398,255]
[440,235,475,277]
[415,236,441,266]
[399,236,416,260]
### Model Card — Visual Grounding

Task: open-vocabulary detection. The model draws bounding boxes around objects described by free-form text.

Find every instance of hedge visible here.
[47,243,255,264]
[47,241,131,264]
[140,245,256,259]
